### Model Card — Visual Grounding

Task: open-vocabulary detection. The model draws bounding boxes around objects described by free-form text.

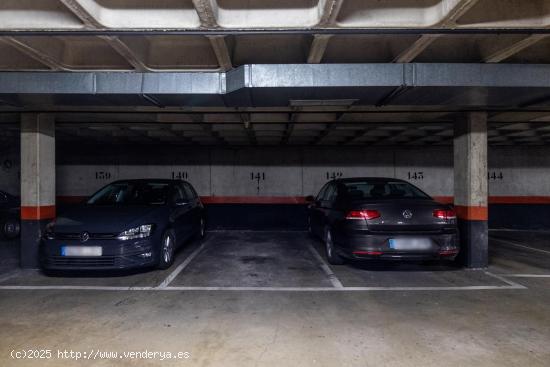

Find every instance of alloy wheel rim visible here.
[163,235,172,263]
[326,231,332,257]
[3,221,18,236]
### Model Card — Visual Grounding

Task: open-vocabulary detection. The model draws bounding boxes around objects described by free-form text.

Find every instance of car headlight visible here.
[43,221,56,240]
[117,224,154,241]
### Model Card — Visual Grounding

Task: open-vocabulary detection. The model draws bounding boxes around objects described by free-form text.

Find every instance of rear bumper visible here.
[333,231,460,261]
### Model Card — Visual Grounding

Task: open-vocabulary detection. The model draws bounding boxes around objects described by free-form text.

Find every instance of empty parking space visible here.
[168,231,334,288]
[488,231,550,277]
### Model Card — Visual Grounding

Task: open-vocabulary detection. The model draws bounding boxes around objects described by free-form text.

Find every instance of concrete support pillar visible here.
[454,112,488,268]
[20,113,55,269]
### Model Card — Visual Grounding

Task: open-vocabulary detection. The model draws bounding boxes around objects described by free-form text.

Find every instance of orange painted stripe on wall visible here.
[20,205,56,220]
[201,196,308,204]
[435,196,550,205]
[489,196,550,204]
[454,205,489,221]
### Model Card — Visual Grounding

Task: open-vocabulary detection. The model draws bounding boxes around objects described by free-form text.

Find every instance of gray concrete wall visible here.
[2,145,549,199]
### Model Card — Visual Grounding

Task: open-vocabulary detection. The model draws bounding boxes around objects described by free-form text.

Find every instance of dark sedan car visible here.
[0,190,20,240]
[307,177,459,265]
[41,179,205,271]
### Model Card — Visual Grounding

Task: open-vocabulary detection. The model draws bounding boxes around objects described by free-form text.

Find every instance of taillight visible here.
[353,251,383,256]
[433,209,456,220]
[439,249,459,256]
[346,210,381,220]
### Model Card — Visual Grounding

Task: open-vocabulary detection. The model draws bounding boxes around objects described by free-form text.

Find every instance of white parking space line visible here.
[0,269,22,284]
[0,284,526,291]
[0,286,149,291]
[491,237,550,255]
[306,242,344,288]
[162,285,525,291]
[484,271,527,289]
[156,240,208,289]
[498,274,550,278]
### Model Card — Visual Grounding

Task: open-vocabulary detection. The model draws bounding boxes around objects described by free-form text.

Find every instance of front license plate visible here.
[61,246,102,257]
[389,238,431,250]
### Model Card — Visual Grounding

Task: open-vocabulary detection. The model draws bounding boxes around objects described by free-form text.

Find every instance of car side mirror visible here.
[305,195,315,203]
[174,199,189,207]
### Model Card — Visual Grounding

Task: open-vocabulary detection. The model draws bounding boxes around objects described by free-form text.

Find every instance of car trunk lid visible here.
[348,199,453,232]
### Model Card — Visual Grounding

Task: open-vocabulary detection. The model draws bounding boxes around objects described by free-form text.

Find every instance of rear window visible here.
[342,181,430,200]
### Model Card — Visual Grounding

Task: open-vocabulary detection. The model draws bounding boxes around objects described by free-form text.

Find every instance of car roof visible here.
[109,179,184,185]
[332,177,409,184]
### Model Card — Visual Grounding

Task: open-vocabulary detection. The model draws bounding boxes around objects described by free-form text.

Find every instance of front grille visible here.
[50,256,117,267]
[55,233,117,240]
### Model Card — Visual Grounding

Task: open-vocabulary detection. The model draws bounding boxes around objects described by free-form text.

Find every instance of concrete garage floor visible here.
[0,231,549,366]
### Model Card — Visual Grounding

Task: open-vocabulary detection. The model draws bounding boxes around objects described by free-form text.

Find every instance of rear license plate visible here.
[389,238,431,250]
[61,246,102,257]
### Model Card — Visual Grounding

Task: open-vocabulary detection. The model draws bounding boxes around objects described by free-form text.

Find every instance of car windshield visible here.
[342,181,431,200]
[87,182,169,206]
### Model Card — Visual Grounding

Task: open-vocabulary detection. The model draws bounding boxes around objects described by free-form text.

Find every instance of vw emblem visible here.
[80,231,90,243]
[402,210,413,219]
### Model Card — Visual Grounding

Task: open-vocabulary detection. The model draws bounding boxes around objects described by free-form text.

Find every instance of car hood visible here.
[53,205,165,234]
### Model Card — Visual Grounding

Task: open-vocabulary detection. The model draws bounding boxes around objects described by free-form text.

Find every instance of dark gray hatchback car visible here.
[41,179,205,271]
[307,177,459,265]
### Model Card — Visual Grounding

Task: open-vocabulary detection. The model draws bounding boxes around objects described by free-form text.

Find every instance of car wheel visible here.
[198,218,206,239]
[158,230,176,270]
[307,217,314,237]
[1,218,20,240]
[325,228,344,265]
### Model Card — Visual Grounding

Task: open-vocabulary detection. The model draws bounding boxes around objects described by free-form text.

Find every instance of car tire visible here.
[197,217,206,240]
[1,217,20,240]
[325,228,345,265]
[158,230,176,270]
[307,217,314,237]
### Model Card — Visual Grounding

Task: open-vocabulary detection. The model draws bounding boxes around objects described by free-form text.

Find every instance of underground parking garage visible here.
[1,1,550,366]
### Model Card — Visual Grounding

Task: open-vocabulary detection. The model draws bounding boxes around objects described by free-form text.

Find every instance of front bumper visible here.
[333,230,460,261]
[40,237,159,271]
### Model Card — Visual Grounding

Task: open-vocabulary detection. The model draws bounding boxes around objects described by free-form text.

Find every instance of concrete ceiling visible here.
[1,1,550,71]
[2,112,550,146]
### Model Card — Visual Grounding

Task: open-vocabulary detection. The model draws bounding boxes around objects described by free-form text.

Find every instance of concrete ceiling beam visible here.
[240,112,256,144]
[0,37,69,71]
[58,0,103,28]
[190,1,232,70]
[307,34,332,64]
[312,124,336,145]
[484,35,548,63]
[281,109,301,145]
[98,36,151,72]
[192,0,218,28]
[394,0,480,63]
[317,0,344,27]
[340,128,375,145]
[438,0,481,27]
[59,0,149,71]
[393,35,440,63]
[207,35,233,71]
